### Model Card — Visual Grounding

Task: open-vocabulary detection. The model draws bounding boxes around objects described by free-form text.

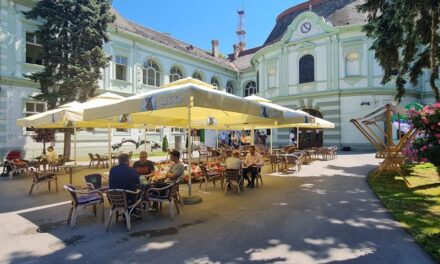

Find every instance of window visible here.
[345,52,361,76]
[192,72,203,81]
[115,55,128,80]
[115,128,128,133]
[244,81,257,97]
[24,101,46,131]
[299,54,315,83]
[169,66,183,82]
[143,59,161,86]
[146,128,161,133]
[171,127,185,133]
[25,32,43,65]
[211,77,219,87]
[226,80,234,94]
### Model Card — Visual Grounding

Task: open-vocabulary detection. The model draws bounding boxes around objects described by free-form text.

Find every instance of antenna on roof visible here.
[236,4,246,51]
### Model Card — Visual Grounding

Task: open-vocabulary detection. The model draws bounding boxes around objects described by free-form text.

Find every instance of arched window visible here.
[226,80,234,94]
[211,77,219,87]
[299,54,315,83]
[345,52,361,76]
[143,59,161,86]
[192,71,203,81]
[169,66,183,82]
[244,81,257,97]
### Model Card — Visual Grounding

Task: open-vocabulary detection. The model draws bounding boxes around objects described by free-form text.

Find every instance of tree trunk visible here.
[63,129,72,159]
[430,10,440,102]
[42,140,46,155]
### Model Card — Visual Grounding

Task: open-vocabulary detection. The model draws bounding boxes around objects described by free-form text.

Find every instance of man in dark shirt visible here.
[109,153,140,204]
[133,151,155,178]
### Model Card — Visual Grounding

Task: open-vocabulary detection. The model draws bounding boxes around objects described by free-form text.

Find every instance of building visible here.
[0,0,436,159]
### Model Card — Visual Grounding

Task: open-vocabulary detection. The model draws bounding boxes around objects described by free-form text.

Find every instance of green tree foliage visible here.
[23,0,115,108]
[162,135,169,152]
[358,0,440,102]
[31,128,55,154]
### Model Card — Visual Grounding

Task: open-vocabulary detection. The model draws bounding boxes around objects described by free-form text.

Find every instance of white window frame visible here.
[146,128,161,133]
[25,32,43,65]
[115,55,128,81]
[226,81,234,94]
[143,59,161,86]
[244,81,257,97]
[23,101,47,133]
[171,127,185,133]
[169,66,183,82]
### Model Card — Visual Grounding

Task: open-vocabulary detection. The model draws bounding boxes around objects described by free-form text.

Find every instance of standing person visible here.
[242,145,264,188]
[245,133,252,146]
[231,132,239,148]
[109,153,140,205]
[260,131,267,146]
[227,132,232,146]
[240,133,246,146]
[133,151,155,184]
[289,130,296,146]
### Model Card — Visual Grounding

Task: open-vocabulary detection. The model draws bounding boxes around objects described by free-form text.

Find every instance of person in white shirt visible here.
[243,145,263,188]
[289,130,296,145]
[245,134,252,145]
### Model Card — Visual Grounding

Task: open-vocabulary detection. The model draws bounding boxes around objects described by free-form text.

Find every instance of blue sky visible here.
[112,0,303,55]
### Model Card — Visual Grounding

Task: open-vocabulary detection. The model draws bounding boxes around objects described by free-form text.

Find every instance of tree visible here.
[162,135,169,152]
[31,129,56,155]
[24,0,115,157]
[358,0,440,102]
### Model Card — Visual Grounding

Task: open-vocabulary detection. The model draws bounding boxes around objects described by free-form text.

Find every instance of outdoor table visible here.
[63,162,80,184]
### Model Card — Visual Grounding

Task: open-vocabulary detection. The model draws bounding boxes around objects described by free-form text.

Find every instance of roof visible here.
[264,0,367,46]
[111,8,237,71]
[229,46,263,71]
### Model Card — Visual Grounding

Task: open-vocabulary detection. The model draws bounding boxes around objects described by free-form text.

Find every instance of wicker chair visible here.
[106,189,143,232]
[64,184,104,228]
[29,169,58,195]
[285,155,299,174]
[224,169,243,194]
[88,153,98,168]
[198,164,223,190]
[291,152,304,173]
[144,182,180,219]
[269,155,283,172]
[95,154,109,168]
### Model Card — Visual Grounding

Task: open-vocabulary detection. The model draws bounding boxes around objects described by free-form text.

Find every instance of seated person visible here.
[242,145,264,188]
[46,146,58,162]
[109,153,140,205]
[226,150,242,170]
[133,151,155,184]
[165,150,185,183]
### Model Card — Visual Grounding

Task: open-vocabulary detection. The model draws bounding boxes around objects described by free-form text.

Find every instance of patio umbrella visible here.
[84,78,286,196]
[16,92,142,164]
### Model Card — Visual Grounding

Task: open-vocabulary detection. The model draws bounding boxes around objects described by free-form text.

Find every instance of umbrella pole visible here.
[73,125,77,165]
[296,126,299,148]
[108,123,112,167]
[251,127,255,145]
[216,130,219,148]
[187,96,193,197]
[270,128,273,154]
[144,124,147,152]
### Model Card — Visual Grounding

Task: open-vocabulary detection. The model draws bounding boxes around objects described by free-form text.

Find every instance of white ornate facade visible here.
[0,0,436,159]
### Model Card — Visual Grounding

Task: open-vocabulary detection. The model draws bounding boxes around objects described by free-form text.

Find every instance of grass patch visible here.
[369,163,440,262]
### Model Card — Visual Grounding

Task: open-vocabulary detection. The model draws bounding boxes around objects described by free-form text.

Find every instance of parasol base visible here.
[182,195,202,205]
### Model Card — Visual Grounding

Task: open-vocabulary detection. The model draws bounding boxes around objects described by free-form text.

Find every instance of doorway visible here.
[298,109,324,148]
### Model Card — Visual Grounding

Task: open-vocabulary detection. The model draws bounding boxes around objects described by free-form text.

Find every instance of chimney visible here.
[211,39,219,58]
[233,44,241,60]
[239,41,246,51]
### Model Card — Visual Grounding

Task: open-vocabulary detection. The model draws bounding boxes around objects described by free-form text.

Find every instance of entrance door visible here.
[298,108,324,148]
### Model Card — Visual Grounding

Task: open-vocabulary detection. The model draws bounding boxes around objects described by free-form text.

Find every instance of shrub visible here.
[162,135,169,152]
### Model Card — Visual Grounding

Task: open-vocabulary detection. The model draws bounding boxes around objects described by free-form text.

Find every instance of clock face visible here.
[300,22,312,33]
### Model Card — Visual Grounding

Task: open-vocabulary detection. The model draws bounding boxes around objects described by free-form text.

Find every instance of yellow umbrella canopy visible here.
[16,92,141,129]
[83,78,285,127]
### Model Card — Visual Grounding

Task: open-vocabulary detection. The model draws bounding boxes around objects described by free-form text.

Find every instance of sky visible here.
[112,0,304,55]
